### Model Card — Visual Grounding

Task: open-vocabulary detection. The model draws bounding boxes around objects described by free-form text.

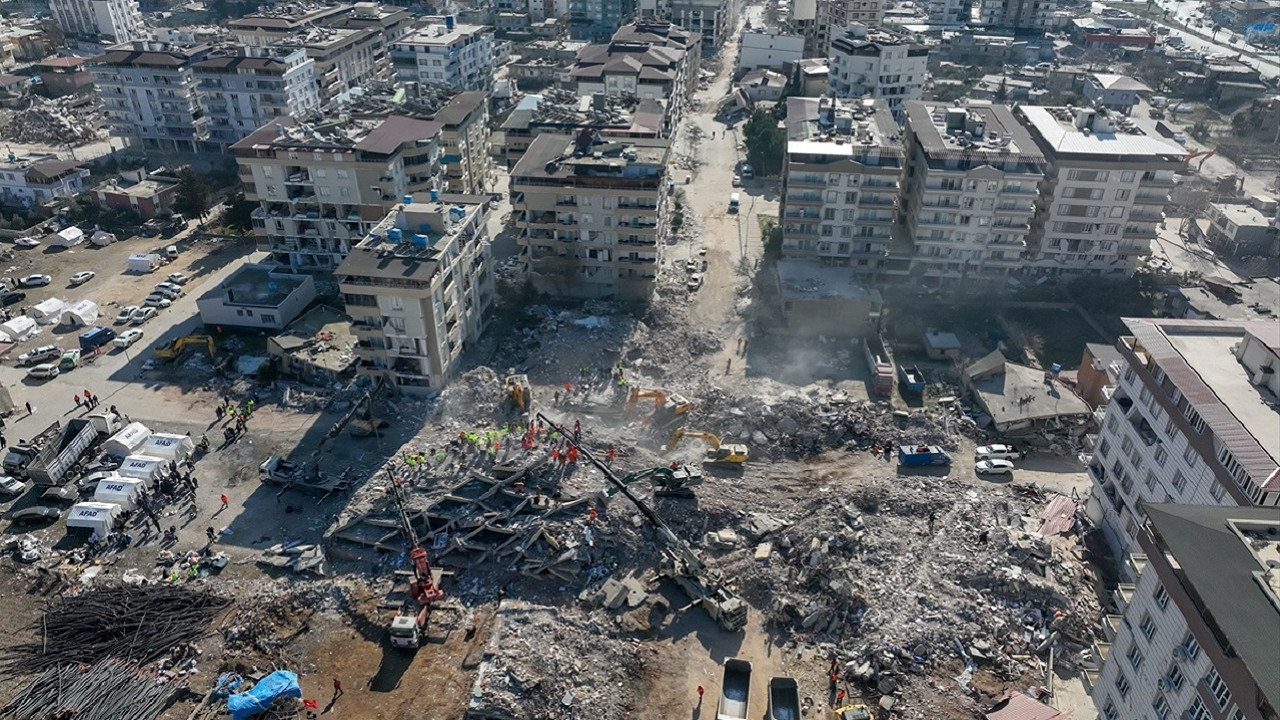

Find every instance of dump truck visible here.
[717,658,752,720]
[26,413,121,486]
[3,421,63,476]
[899,364,925,393]
[898,444,952,467]
[862,336,894,397]
[768,677,801,720]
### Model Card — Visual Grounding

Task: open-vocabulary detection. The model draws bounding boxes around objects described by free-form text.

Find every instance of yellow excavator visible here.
[503,374,533,410]
[670,428,749,466]
[625,387,694,424]
[154,335,215,361]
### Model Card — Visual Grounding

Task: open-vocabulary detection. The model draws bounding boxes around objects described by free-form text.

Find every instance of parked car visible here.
[41,485,79,503]
[975,459,1015,476]
[142,295,172,308]
[7,506,62,524]
[130,307,157,324]
[975,444,1022,461]
[26,363,59,380]
[153,282,183,298]
[13,237,40,248]
[76,470,115,493]
[114,328,144,348]
[685,259,700,273]
[687,273,704,291]
[1,291,25,306]
[731,174,742,187]
[17,274,51,288]
[167,272,190,285]
[69,271,96,286]
[17,345,60,366]
[740,163,754,179]
[0,475,26,494]
[114,305,140,324]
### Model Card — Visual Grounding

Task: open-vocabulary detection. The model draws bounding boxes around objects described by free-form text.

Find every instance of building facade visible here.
[391,18,495,92]
[0,158,90,207]
[231,116,442,273]
[779,97,904,277]
[90,42,211,153]
[738,28,804,71]
[339,195,494,393]
[569,0,636,41]
[1089,504,1278,720]
[432,91,493,194]
[1085,318,1280,564]
[1017,106,1183,278]
[901,101,1046,286]
[194,47,321,147]
[667,0,734,49]
[568,23,699,135]
[511,133,670,300]
[828,32,929,116]
[975,0,1058,29]
[50,0,144,42]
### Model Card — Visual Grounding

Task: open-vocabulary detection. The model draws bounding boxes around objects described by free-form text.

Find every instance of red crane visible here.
[390,475,443,630]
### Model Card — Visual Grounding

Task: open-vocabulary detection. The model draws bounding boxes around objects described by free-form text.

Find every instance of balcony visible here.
[785,194,823,205]
[924,183,962,193]
[1114,583,1136,610]
[994,203,1031,214]
[1132,193,1167,206]
[787,175,825,187]
[861,195,895,206]
[1101,614,1125,642]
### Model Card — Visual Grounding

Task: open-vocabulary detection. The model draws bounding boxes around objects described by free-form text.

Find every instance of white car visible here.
[167,272,190,285]
[114,305,140,324]
[153,282,183,298]
[687,273,704,291]
[975,459,1015,476]
[142,295,172,308]
[69,270,96,286]
[0,475,25,494]
[14,237,40,248]
[130,307,157,324]
[26,363,59,380]
[113,328,144,348]
[975,444,1021,461]
[685,259,700,273]
[17,274,51,288]
[731,174,742,187]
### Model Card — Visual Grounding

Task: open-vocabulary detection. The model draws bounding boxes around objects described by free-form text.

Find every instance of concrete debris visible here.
[0,96,104,146]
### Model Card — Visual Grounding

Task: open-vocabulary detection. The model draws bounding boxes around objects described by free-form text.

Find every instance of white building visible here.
[738,27,805,70]
[90,42,211,153]
[1085,318,1280,564]
[0,158,90,207]
[668,0,734,48]
[828,30,930,116]
[338,195,495,393]
[926,0,970,24]
[1017,106,1183,278]
[975,0,1058,30]
[391,18,495,92]
[195,264,317,330]
[193,47,321,147]
[1088,504,1279,720]
[50,0,144,43]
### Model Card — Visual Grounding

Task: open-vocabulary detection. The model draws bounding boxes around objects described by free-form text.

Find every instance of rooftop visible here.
[202,264,310,307]
[1174,276,1280,324]
[230,115,441,155]
[785,97,902,154]
[399,20,490,46]
[1210,201,1273,228]
[432,91,488,127]
[1088,72,1151,92]
[510,133,669,181]
[775,259,883,302]
[965,350,1092,426]
[1140,504,1280,713]
[270,304,356,374]
[1018,106,1185,158]
[905,101,1044,162]
[227,3,352,30]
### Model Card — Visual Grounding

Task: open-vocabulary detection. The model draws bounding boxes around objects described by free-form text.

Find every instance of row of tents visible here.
[0,299,101,343]
[66,422,195,537]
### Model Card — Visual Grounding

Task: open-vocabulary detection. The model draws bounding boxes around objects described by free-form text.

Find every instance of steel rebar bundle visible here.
[0,659,183,720]
[1,585,232,671]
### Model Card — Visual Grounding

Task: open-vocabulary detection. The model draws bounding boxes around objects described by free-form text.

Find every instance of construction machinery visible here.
[386,473,445,650]
[154,335,214,361]
[503,374,533,410]
[605,463,705,498]
[537,412,748,632]
[1185,148,1216,171]
[624,387,694,424]
[832,705,872,720]
[670,428,749,466]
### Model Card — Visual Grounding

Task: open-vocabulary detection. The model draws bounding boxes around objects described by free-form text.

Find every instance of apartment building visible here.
[975,0,1057,30]
[0,157,90,206]
[569,0,636,41]
[194,47,321,147]
[901,101,1046,285]
[1017,106,1184,278]
[338,194,494,393]
[568,22,699,134]
[90,42,212,153]
[925,0,971,24]
[667,0,734,48]
[779,97,904,277]
[828,30,930,116]
[50,0,144,43]
[1085,318,1280,564]
[808,0,887,57]
[511,132,670,300]
[737,28,805,71]
[432,91,493,194]
[391,17,495,92]
[1089,504,1278,720]
[231,115,442,273]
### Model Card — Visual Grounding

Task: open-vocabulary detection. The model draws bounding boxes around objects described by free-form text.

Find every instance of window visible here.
[1144,471,1157,490]
[1098,438,1111,458]
[1107,412,1120,432]
[1210,481,1226,501]
[1114,671,1131,699]
[1121,170,1136,183]
[388,317,406,333]
[1166,663,1185,690]
[1178,633,1201,661]
[259,313,276,324]
[1105,223,1120,235]
[1183,445,1198,466]
[1121,436,1135,457]
[1126,643,1143,671]
[1188,698,1211,720]
[1154,446,1168,467]
[1139,613,1156,640]
[1115,189,1130,200]
[1152,696,1171,720]
[1154,583,1170,609]
[1102,700,1118,720]
[1171,470,1186,493]
[1205,669,1231,709]
[1164,415,1177,438]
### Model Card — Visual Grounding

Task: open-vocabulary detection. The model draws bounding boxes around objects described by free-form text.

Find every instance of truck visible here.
[26,413,121,486]
[898,444,952,467]
[717,658,752,720]
[768,677,801,720]
[259,456,352,495]
[3,422,63,476]
[862,335,894,397]
[1155,120,1186,144]
[899,364,925,393]
[78,326,117,353]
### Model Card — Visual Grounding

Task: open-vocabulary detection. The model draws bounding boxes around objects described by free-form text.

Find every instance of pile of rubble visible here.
[0,96,103,146]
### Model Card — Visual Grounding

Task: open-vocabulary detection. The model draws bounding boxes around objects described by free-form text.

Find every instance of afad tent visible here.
[140,433,195,463]
[116,455,167,486]
[66,502,121,537]
[93,476,146,511]
[103,422,152,458]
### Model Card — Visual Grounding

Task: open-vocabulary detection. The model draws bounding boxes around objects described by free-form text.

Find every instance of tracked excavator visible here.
[670,428,749,467]
[604,463,705,498]
[624,387,694,425]
[537,412,747,632]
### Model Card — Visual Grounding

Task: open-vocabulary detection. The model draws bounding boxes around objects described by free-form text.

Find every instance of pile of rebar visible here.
[0,659,183,720]
[2,585,232,671]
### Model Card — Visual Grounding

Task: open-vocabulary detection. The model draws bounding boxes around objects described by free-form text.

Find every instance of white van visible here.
[729,193,740,214]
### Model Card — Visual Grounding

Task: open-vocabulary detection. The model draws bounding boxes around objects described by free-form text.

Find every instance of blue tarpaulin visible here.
[227,670,302,720]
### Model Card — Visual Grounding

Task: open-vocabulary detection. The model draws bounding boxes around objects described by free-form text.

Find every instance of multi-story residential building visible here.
[568,22,699,134]
[1089,503,1279,720]
[432,91,493,195]
[737,27,804,71]
[90,42,212,153]
[900,100,1046,285]
[779,97,904,277]
[50,0,144,43]
[194,47,321,147]
[1084,318,1280,564]
[338,194,494,393]
[828,30,930,116]
[0,157,90,207]
[925,0,971,25]
[569,0,636,41]
[511,132,670,300]
[975,0,1058,30]
[227,3,353,46]
[231,115,442,273]
[808,0,887,57]
[667,0,734,48]
[1017,106,1184,278]
[391,17,495,92]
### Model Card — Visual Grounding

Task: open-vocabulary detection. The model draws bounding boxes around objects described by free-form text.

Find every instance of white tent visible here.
[0,316,39,342]
[116,455,167,485]
[90,230,117,246]
[60,299,99,327]
[93,476,146,510]
[103,423,152,458]
[52,227,85,248]
[26,298,66,325]
[140,433,195,463]
[66,502,121,536]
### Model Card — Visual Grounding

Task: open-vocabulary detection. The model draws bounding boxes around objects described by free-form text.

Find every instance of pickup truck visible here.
[898,445,952,467]
[717,658,752,720]
[768,677,800,720]
[259,456,352,494]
